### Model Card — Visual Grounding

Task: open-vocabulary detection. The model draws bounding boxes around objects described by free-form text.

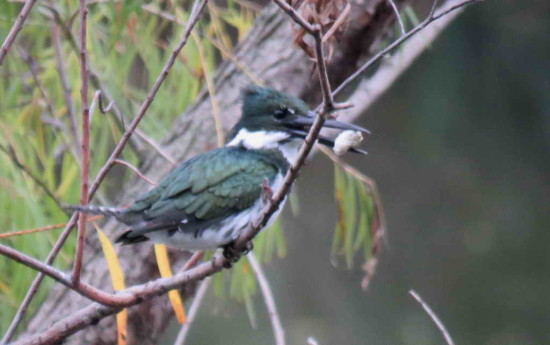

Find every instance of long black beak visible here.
[284,113,369,155]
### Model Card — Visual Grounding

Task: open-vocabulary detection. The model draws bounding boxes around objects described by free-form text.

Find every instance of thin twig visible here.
[0,0,39,65]
[326,0,483,106]
[113,159,158,186]
[193,33,225,147]
[312,28,335,115]
[17,47,57,119]
[270,0,315,34]
[0,216,101,239]
[51,22,80,154]
[248,253,286,345]
[0,144,65,212]
[72,0,91,286]
[1,0,209,340]
[173,277,211,345]
[134,130,178,166]
[409,290,455,345]
[387,0,406,35]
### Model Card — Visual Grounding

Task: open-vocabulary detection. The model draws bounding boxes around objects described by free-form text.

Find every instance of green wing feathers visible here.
[123,148,287,226]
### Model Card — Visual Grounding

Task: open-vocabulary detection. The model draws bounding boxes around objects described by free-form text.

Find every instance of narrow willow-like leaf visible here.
[154,244,187,324]
[343,170,357,269]
[95,225,127,345]
[332,164,346,257]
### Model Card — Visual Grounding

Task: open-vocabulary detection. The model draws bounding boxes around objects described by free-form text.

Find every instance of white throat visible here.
[227,128,302,164]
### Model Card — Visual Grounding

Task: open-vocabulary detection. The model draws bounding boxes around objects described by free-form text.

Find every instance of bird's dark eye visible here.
[273,107,294,120]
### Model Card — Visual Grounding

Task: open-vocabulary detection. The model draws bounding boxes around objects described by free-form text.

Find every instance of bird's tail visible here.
[64,204,124,219]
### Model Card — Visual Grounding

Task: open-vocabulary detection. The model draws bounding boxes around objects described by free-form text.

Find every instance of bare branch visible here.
[113,159,158,186]
[327,0,483,104]
[0,216,101,239]
[12,254,230,345]
[312,28,335,114]
[134,130,178,166]
[1,0,209,339]
[340,0,468,123]
[409,290,455,345]
[270,0,315,34]
[0,0,39,65]
[0,215,78,345]
[173,278,211,345]
[0,242,135,307]
[72,0,91,286]
[0,144,65,213]
[248,253,286,345]
[387,0,406,35]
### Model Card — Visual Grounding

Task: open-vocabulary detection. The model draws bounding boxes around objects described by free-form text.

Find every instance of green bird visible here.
[69,86,368,256]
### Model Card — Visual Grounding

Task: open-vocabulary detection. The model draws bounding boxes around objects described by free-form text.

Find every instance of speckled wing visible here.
[117,147,287,241]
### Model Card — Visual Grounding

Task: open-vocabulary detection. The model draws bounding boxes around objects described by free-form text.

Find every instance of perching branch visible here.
[0,0,39,65]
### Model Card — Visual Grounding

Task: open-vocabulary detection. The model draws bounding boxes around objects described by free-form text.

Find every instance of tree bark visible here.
[22,0,409,343]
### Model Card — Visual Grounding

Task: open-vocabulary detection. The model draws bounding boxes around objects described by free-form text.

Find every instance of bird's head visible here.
[227,86,369,158]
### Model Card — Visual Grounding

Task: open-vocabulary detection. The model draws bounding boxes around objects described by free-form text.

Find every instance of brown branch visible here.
[1,0,209,341]
[248,253,286,345]
[12,254,230,345]
[0,243,141,305]
[0,215,78,345]
[409,290,455,345]
[270,0,315,34]
[173,277,211,345]
[0,0,38,65]
[113,159,158,186]
[72,0,91,286]
[135,130,178,166]
[312,28,335,115]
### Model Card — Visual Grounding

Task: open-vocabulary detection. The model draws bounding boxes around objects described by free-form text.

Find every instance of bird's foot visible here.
[222,241,254,265]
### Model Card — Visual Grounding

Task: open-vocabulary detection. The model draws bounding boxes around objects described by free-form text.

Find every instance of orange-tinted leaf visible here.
[154,244,187,324]
[95,225,127,345]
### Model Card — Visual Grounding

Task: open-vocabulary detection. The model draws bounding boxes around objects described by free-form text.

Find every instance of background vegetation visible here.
[1,0,548,344]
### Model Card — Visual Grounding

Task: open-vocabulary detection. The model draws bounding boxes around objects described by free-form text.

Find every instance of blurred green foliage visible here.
[0,0,380,336]
[0,0,256,333]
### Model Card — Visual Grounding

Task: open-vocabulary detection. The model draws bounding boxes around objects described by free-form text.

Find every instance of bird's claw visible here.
[222,241,254,265]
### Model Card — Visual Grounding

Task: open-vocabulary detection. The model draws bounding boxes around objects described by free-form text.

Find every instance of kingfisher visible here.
[69,86,368,257]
